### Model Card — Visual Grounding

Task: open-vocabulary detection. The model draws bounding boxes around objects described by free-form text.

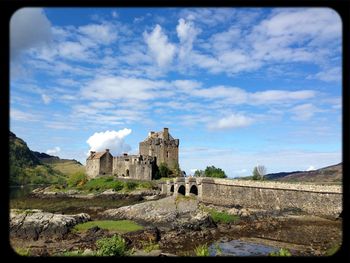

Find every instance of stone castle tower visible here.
[86,128,179,180]
[139,128,179,170]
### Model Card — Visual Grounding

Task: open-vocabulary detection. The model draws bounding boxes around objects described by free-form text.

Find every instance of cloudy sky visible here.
[10,7,342,177]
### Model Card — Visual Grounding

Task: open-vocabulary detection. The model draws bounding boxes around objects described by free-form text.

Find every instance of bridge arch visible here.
[189,185,198,195]
[178,185,186,195]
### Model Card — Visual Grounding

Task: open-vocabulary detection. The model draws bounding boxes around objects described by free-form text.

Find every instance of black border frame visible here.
[1,1,349,262]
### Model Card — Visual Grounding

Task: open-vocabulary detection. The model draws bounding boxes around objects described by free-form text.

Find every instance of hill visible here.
[9,131,84,185]
[275,163,342,183]
[237,163,342,183]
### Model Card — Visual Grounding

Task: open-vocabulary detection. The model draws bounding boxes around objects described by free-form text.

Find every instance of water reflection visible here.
[209,239,279,256]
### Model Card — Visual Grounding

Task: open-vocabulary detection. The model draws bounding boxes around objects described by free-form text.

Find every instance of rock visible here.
[82,248,94,256]
[227,208,240,215]
[10,209,90,240]
[123,227,160,249]
[239,208,251,217]
[132,249,162,256]
[143,195,160,201]
[100,189,116,195]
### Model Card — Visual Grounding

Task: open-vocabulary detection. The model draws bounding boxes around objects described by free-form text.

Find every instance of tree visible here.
[158,162,172,178]
[252,165,266,180]
[204,166,227,178]
[194,170,204,177]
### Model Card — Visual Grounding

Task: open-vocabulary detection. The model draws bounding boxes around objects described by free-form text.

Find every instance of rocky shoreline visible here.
[10,187,342,257]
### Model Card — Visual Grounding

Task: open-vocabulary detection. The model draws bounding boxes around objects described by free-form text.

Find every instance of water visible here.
[209,239,280,256]
[9,185,49,199]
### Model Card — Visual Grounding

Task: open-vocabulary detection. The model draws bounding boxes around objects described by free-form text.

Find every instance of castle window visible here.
[167,151,169,158]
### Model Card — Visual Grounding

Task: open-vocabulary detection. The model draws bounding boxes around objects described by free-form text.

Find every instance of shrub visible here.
[204,166,227,178]
[194,244,210,256]
[96,235,128,256]
[158,163,172,178]
[67,172,87,187]
[269,248,292,256]
[125,181,137,190]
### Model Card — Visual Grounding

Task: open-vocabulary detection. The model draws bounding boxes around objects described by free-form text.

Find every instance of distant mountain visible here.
[274,163,342,183]
[237,163,342,183]
[9,131,83,185]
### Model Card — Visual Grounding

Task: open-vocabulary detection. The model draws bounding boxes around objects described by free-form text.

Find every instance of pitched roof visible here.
[87,151,106,160]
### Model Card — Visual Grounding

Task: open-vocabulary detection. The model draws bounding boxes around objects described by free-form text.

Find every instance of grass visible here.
[325,244,341,256]
[141,240,160,253]
[268,248,292,256]
[49,161,85,176]
[73,220,144,233]
[56,250,86,256]
[202,207,240,224]
[13,247,31,256]
[194,244,210,256]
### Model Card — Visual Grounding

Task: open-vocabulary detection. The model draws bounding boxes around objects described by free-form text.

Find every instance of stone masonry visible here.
[86,128,179,180]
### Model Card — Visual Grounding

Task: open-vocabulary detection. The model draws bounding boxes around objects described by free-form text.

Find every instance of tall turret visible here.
[139,128,179,170]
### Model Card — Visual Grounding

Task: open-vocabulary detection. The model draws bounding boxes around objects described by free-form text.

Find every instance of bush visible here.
[96,235,128,256]
[158,163,172,178]
[67,172,87,187]
[204,166,227,178]
[125,181,137,190]
[194,244,210,256]
[269,248,292,256]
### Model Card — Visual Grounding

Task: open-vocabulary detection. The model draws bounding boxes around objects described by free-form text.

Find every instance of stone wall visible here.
[99,152,113,175]
[86,159,100,178]
[113,155,155,181]
[162,178,342,217]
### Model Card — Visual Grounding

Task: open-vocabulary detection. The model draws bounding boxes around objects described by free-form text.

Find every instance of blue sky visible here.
[10,7,342,177]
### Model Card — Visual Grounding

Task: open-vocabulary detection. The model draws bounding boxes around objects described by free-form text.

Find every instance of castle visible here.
[86,128,179,180]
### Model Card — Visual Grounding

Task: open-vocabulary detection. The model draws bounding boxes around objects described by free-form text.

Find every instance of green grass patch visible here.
[74,220,144,233]
[194,244,210,256]
[268,248,292,256]
[325,244,341,256]
[203,207,240,224]
[13,247,31,256]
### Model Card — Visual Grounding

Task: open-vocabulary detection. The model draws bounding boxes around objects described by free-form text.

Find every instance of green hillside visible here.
[9,131,77,185]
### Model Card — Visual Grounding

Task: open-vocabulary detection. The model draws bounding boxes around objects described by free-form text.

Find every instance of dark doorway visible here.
[190,185,198,195]
[170,185,174,193]
[126,169,129,177]
[178,185,186,195]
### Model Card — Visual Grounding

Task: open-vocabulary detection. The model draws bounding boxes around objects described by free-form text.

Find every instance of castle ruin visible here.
[86,128,179,180]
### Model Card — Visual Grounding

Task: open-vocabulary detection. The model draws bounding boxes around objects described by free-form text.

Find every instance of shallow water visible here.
[209,239,280,256]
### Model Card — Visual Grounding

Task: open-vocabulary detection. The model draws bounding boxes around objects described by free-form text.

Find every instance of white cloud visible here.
[307,67,341,82]
[250,90,316,105]
[306,165,316,171]
[78,24,117,44]
[10,8,52,59]
[111,11,118,18]
[209,113,254,130]
[291,103,323,121]
[81,76,169,101]
[176,18,200,61]
[41,94,52,104]
[143,24,176,67]
[11,109,39,122]
[86,129,132,156]
[46,146,61,155]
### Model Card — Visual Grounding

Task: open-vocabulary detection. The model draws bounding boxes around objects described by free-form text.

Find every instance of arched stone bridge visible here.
[158,177,342,218]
